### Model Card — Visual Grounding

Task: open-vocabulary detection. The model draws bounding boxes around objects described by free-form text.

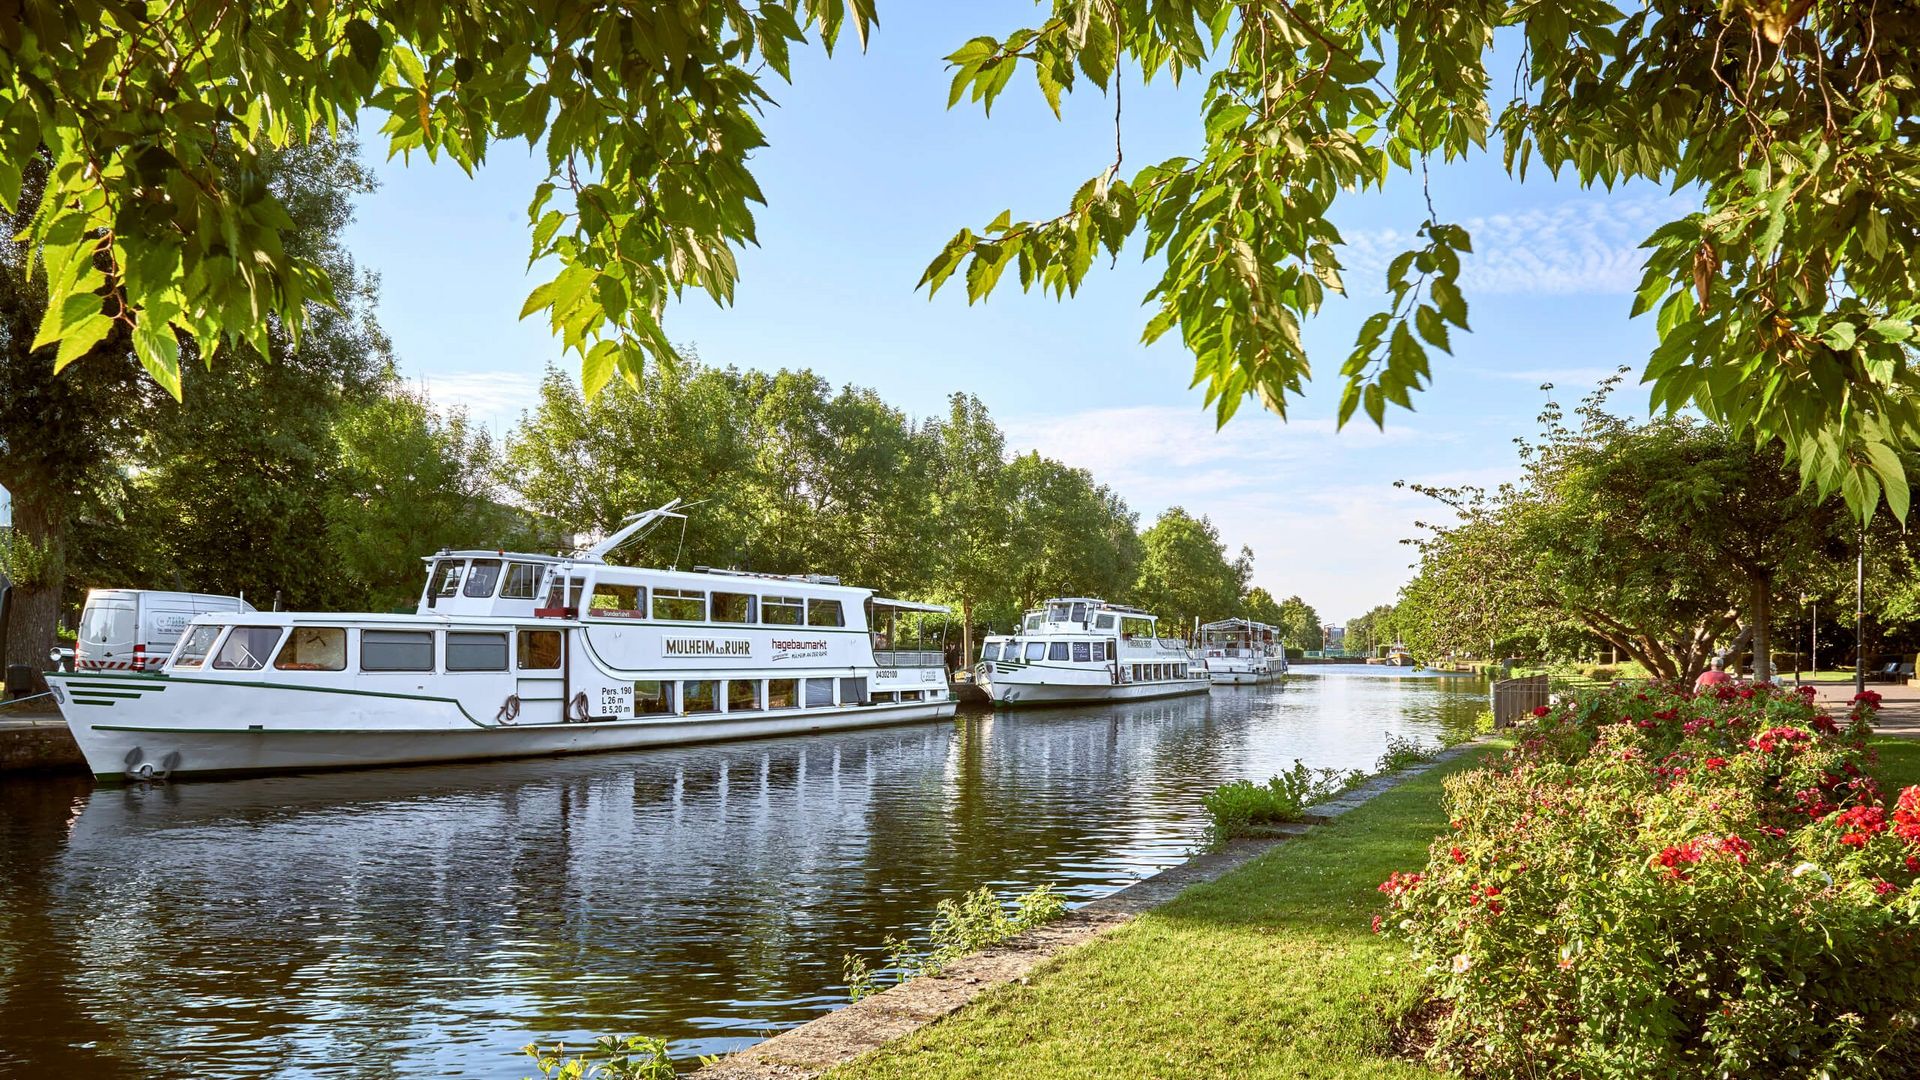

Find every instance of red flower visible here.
[1874,879,1899,896]
[1656,841,1704,879]
[1906,855,1919,874]
[1717,835,1753,864]
[1842,832,1870,849]
[1378,870,1425,897]
[1704,757,1728,770]
[1450,846,1466,864]
[1371,914,1384,933]
[1531,705,1550,718]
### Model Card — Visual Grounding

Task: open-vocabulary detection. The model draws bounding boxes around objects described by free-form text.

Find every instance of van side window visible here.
[501,563,542,600]
[275,628,347,671]
[807,599,845,627]
[212,627,284,671]
[464,559,503,598]
[361,630,434,672]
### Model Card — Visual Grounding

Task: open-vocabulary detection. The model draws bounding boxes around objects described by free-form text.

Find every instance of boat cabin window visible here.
[212,626,284,671]
[276,627,347,671]
[446,632,509,672]
[1071,602,1087,622]
[1025,614,1042,632]
[1025,642,1045,662]
[807,599,845,627]
[502,562,544,600]
[517,630,562,670]
[588,583,645,620]
[840,677,868,705]
[764,595,804,625]
[653,588,707,622]
[980,642,1000,662]
[361,630,434,672]
[1092,641,1107,662]
[1049,642,1069,661]
[805,677,835,707]
[769,679,799,709]
[172,625,223,669]
[634,681,674,715]
[1003,639,1019,658]
[464,559,503,598]
[1073,642,1091,663]
[727,680,759,711]
[1048,602,1072,623]
[683,680,718,714]
[1121,616,1154,639]
[430,560,465,600]
[1095,614,1115,630]
[711,591,756,623]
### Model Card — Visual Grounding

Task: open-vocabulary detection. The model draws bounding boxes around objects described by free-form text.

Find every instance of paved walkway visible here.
[1799,680,1920,738]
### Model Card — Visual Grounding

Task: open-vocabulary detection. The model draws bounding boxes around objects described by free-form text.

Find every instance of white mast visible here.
[579,499,687,563]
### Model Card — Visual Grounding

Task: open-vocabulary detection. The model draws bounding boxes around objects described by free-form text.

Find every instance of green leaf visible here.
[132,317,183,401]
[1415,305,1451,353]
[581,338,618,398]
[1820,321,1857,351]
[53,311,114,372]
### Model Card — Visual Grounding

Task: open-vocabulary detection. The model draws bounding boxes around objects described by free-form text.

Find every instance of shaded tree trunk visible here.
[1,482,65,692]
[959,595,975,674]
[1749,572,1772,683]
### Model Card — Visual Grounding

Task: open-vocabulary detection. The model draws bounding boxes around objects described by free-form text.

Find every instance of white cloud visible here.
[1340,194,1697,297]
[410,370,546,431]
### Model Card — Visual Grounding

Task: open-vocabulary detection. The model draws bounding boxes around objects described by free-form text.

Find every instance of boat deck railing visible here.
[873,649,945,668]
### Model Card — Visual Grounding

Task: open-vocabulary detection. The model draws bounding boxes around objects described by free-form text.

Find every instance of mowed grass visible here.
[1870,735,1920,790]
[830,746,1505,1080]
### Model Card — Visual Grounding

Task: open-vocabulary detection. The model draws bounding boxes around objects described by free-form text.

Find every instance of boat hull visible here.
[49,673,958,781]
[1205,669,1286,686]
[979,676,1210,707]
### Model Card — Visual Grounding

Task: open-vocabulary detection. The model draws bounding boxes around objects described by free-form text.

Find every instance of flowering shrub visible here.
[1378,682,1920,1078]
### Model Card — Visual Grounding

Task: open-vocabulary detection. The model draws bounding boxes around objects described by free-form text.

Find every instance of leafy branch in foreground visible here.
[2,1,873,398]
[926,0,1920,520]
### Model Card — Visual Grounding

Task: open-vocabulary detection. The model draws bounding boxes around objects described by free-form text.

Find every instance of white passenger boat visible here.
[974,597,1207,706]
[45,502,957,781]
[1198,618,1287,685]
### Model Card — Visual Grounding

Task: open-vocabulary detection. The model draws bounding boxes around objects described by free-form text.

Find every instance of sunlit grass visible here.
[829,747,1504,1080]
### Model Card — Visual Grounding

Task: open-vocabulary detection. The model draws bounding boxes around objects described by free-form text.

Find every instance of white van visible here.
[76,589,255,672]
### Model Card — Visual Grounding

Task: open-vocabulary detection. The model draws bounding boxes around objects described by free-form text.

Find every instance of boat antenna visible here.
[580,499,688,563]
[669,512,690,571]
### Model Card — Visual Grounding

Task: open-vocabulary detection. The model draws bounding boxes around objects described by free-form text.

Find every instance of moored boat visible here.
[1198,618,1287,685]
[46,502,957,781]
[974,597,1207,706]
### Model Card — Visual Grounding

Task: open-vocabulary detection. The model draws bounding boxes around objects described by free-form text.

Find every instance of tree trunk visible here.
[1750,572,1773,684]
[1,483,67,693]
[960,595,975,674]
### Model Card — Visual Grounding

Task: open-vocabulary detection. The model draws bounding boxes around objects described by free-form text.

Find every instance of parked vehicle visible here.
[76,589,254,673]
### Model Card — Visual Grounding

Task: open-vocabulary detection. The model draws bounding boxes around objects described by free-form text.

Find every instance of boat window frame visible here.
[274,626,348,672]
[586,581,647,620]
[725,679,760,712]
[360,628,436,673]
[634,680,675,715]
[1048,642,1070,661]
[210,625,286,672]
[768,678,799,709]
[1072,641,1091,663]
[1092,641,1107,662]
[429,560,466,601]
[501,562,543,600]
[980,642,1000,662]
[516,629,563,670]
[806,598,845,628]
[1024,641,1045,662]
[171,624,224,669]
[710,591,756,624]
[653,587,708,622]
[682,679,719,714]
[804,677,835,708]
[763,595,804,625]
[1095,613,1116,630]
[446,631,510,672]
[463,559,504,598]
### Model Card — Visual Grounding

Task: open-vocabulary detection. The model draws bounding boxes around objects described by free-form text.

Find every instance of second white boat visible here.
[974,597,1208,706]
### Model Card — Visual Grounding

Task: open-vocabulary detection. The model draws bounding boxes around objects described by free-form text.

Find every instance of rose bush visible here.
[1379,682,1920,1079]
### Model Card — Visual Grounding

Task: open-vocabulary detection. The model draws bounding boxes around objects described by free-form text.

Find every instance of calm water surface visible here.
[0,667,1487,1077]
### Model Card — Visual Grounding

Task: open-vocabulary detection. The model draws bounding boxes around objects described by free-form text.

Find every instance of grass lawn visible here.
[1871,735,1920,790]
[830,746,1504,1080]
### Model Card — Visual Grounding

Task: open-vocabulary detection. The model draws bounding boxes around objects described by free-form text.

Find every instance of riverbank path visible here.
[1805,680,1920,738]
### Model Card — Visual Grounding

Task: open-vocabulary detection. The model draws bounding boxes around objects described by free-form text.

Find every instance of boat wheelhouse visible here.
[46,502,957,781]
[974,597,1207,707]
[1198,618,1287,686]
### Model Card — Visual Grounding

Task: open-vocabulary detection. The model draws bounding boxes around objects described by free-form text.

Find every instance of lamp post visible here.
[1855,530,1866,698]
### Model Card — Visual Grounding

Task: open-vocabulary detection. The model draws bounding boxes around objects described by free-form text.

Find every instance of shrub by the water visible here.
[1202,760,1363,845]
[1377,682,1920,1078]
[522,1035,691,1079]
[844,883,1066,1001]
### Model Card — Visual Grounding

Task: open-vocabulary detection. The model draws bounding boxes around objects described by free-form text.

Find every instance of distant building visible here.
[1323,625,1345,650]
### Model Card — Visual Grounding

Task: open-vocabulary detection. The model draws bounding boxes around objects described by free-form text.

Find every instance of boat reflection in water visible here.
[3,670,1488,1077]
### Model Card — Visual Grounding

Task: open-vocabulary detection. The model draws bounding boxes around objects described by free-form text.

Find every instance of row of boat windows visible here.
[430,560,545,601]
[626,677,936,715]
[569,581,847,628]
[1024,606,1156,638]
[984,640,1111,664]
[172,624,568,674]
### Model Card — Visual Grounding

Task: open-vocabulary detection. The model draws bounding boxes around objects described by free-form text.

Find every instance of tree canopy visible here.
[9,2,1919,518]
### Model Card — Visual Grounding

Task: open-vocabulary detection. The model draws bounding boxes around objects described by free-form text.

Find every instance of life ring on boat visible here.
[496,695,521,726]
[569,691,592,722]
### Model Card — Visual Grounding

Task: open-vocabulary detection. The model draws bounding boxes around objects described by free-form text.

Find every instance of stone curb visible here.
[692,739,1490,1079]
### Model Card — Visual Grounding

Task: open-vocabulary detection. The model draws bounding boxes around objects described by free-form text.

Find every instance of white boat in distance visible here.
[974,597,1208,706]
[1197,618,1287,685]
[47,502,957,781]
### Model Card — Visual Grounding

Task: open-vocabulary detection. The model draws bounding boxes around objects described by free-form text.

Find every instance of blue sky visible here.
[343,4,1680,624]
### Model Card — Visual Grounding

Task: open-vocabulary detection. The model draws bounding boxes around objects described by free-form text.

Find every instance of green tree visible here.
[1241,586,1284,628]
[1273,595,1323,651]
[1131,507,1248,635]
[328,388,527,612]
[927,393,1015,664]
[927,2,1920,518]
[1003,452,1140,610]
[1346,603,1397,657]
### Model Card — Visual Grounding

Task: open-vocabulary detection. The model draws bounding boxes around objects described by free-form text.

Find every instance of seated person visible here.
[1694,656,1732,690]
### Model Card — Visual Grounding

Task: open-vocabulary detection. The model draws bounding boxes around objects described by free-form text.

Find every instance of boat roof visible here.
[1033,597,1152,616]
[872,597,950,614]
[1202,618,1278,632]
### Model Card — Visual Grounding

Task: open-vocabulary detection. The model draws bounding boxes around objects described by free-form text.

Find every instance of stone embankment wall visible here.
[0,712,85,773]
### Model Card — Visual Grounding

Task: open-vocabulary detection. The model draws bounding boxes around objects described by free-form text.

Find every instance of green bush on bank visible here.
[1378,683,1920,1078]
[522,1035,697,1079]
[844,883,1065,1001]
[1203,735,1450,847]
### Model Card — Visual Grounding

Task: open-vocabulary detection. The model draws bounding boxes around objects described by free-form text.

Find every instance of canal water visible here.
[0,667,1488,1078]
